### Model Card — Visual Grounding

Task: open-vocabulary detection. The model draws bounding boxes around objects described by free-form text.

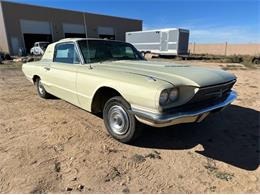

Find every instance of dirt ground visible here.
[0,61,259,193]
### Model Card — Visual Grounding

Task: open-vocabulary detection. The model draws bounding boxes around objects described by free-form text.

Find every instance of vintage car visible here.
[30,42,50,56]
[22,38,237,143]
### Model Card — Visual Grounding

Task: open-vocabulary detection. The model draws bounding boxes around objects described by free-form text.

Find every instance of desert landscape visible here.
[0,60,259,193]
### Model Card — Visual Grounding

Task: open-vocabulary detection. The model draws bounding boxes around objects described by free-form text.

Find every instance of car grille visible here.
[187,79,236,105]
[164,80,236,113]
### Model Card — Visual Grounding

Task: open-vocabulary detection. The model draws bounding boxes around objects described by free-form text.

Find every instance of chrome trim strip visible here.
[200,79,236,90]
[132,90,237,125]
[74,41,85,65]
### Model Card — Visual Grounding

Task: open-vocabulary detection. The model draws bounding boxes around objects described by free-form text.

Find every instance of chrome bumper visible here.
[133,90,237,127]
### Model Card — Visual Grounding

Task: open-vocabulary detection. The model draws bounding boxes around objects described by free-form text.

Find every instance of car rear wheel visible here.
[103,96,142,143]
[36,78,51,99]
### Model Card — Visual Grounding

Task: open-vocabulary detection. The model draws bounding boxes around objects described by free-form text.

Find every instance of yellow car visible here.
[22,38,237,143]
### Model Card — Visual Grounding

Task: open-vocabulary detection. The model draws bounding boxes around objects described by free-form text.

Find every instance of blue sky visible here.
[9,0,260,43]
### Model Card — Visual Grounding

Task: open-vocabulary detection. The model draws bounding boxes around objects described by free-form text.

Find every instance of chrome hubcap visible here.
[108,105,129,135]
[38,80,44,94]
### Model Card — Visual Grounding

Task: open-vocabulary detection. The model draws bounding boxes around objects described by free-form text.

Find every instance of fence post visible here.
[224,42,227,56]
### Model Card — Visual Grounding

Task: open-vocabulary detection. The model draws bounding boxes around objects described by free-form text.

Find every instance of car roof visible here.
[56,38,125,44]
[42,38,130,61]
[35,42,49,44]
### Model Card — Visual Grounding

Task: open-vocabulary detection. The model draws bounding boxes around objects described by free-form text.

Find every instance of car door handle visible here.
[44,67,50,71]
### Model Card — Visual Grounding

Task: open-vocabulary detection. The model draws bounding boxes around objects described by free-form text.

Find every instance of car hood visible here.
[94,60,236,87]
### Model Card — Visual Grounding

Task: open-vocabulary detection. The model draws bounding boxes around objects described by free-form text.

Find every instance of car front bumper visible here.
[132,90,237,127]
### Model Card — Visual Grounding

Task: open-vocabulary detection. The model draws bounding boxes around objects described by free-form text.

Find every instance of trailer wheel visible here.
[253,57,260,64]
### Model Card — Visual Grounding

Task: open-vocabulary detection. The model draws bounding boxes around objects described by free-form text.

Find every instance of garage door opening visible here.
[98,27,115,40]
[23,33,52,53]
[99,34,115,40]
[64,33,86,38]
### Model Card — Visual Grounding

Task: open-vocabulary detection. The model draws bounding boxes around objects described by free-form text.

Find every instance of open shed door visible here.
[97,27,115,40]
[63,23,86,38]
[20,19,53,53]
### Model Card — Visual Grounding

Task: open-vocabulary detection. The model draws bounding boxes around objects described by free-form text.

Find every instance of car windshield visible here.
[77,40,144,63]
[39,43,49,50]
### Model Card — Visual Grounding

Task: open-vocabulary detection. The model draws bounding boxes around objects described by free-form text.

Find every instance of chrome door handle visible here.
[44,67,50,71]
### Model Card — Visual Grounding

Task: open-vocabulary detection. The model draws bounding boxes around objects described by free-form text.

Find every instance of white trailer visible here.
[126,28,189,56]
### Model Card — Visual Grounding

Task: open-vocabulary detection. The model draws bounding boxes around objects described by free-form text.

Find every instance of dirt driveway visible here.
[0,62,259,193]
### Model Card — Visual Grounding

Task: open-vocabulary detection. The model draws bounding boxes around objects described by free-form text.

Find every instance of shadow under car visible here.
[133,105,260,171]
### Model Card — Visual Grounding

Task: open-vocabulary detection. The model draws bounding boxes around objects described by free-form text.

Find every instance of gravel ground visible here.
[0,61,259,193]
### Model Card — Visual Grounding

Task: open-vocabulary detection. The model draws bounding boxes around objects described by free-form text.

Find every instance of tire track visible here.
[123,158,157,182]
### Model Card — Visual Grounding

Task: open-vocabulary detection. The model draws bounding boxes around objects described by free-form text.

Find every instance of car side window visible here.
[54,43,80,64]
[125,46,135,58]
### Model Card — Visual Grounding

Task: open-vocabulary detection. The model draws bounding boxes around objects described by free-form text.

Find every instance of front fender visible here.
[90,78,173,114]
[76,65,173,113]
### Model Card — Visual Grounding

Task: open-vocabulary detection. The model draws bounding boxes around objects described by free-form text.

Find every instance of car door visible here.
[45,42,80,106]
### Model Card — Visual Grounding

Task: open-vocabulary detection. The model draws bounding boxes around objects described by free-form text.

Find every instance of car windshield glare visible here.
[77,40,143,63]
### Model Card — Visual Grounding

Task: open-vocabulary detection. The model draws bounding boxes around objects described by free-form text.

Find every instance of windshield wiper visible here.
[92,57,138,63]
[113,56,137,61]
[96,59,116,63]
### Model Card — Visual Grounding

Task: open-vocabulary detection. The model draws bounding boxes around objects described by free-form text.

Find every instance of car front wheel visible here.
[103,96,142,143]
[36,78,51,99]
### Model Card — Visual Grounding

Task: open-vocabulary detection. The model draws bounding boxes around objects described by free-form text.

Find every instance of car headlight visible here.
[159,89,169,105]
[169,88,178,101]
[159,88,179,106]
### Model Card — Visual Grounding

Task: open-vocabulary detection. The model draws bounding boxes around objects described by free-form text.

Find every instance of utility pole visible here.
[83,12,88,38]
